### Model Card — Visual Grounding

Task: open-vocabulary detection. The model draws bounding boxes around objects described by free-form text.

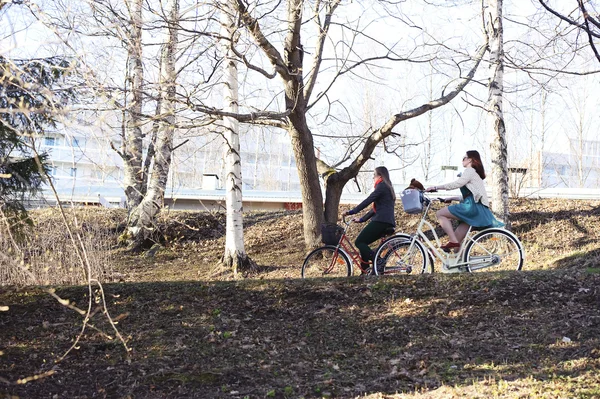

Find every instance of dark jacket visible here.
[347,182,396,227]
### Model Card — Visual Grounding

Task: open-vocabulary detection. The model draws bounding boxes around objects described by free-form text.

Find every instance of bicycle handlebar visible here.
[421,192,450,204]
[341,214,355,225]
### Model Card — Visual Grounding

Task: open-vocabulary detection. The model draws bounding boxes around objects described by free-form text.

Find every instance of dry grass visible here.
[1,198,599,398]
[0,208,123,285]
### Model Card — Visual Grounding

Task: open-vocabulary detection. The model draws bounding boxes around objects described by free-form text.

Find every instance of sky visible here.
[2,0,599,190]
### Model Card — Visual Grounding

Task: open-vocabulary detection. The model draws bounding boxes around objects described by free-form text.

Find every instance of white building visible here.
[37,121,301,207]
[539,139,600,188]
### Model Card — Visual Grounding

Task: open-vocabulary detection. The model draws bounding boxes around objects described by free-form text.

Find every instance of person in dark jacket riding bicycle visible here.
[342,166,396,270]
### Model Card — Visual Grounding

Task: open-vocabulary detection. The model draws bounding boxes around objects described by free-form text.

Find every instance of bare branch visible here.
[578,0,600,63]
[538,0,600,38]
[339,41,489,180]
[189,102,291,125]
[303,0,341,104]
[234,0,289,79]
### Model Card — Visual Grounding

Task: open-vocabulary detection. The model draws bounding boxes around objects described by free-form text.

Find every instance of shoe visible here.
[440,241,460,253]
[360,262,372,275]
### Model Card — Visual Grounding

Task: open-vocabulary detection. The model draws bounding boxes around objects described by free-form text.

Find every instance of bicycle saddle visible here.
[382,226,396,237]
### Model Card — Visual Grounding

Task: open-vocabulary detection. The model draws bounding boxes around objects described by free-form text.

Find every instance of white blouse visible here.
[437,167,490,207]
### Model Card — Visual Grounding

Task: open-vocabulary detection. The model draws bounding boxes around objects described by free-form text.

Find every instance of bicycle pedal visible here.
[441,247,460,254]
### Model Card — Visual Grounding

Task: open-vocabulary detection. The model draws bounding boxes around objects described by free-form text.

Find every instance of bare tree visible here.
[538,0,600,63]
[191,0,488,249]
[563,79,595,187]
[420,71,435,181]
[484,0,510,226]
[320,43,487,226]
[121,0,145,213]
[219,0,256,274]
[126,0,180,247]
[27,0,222,249]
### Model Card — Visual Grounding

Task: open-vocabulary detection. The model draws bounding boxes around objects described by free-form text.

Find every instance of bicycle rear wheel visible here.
[373,237,428,276]
[463,228,524,272]
[301,246,352,278]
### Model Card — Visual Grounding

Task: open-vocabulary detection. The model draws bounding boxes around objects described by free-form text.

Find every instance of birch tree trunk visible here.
[122,0,144,209]
[127,0,179,248]
[486,0,511,227]
[220,0,256,275]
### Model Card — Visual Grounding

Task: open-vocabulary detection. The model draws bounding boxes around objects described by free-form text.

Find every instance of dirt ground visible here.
[1,198,600,398]
[113,197,600,282]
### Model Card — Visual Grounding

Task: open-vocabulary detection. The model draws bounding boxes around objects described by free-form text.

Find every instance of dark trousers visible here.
[355,221,394,266]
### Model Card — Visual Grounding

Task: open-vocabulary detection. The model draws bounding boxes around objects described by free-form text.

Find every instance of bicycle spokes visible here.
[302,247,352,278]
[374,238,427,275]
[464,229,524,272]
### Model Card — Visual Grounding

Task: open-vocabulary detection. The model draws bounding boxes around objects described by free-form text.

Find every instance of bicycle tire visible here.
[373,236,428,276]
[463,228,524,272]
[385,233,435,273]
[301,246,352,278]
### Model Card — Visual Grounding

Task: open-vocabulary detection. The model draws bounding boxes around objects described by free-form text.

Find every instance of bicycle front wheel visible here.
[301,246,351,278]
[373,237,428,276]
[463,228,524,272]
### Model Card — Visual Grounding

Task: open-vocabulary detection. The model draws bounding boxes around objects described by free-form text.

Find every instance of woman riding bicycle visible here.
[425,150,503,252]
[342,166,396,270]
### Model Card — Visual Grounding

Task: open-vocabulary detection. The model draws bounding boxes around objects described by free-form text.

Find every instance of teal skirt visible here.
[448,196,504,228]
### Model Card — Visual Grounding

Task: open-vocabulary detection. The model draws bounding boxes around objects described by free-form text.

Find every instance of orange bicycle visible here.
[301,216,395,278]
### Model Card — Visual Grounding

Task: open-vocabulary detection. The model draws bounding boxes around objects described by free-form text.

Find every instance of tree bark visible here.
[323,174,345,224]
[127,0,179,248]
[486,0,511,227]
[220,0,257,275]
[283,0,324,250]
[122,0,144,209]
[288,120,324,250]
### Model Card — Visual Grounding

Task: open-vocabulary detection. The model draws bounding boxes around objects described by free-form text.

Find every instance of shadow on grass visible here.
[552,247,600,269]
[243,209,302,228]
[1,270,599,398]
[511,203,600,238]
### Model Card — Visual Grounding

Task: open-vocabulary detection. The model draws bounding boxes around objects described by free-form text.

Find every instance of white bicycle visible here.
[373,193,525,275]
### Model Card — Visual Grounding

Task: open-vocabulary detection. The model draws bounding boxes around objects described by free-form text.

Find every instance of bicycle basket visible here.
[401,189,423,214]
[321,223,344,245]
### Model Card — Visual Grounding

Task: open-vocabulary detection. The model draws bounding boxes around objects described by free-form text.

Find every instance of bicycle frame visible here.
[401,196,515,273]
[329,217,393,275]
[332,220,370,275]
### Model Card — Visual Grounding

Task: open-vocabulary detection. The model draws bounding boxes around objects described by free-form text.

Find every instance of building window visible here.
[558,166,569,176]
[69,167,77,177]
[44,137,56,146]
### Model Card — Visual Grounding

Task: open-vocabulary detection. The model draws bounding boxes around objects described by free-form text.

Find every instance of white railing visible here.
[36,186,599,209]
[516,187,600,200]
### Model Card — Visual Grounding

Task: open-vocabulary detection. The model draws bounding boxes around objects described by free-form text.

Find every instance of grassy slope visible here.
[1,198,600,398]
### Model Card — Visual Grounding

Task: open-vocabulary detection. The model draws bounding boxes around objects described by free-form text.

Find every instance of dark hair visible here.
[466,150,486,180]
[375,166,396,201]
[408,178,425,191]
